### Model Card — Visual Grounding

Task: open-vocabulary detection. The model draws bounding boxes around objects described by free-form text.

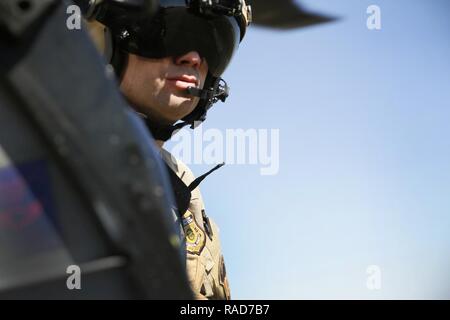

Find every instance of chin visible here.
[169,96,197,113]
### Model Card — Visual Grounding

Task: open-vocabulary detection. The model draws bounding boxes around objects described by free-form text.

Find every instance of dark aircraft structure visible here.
[0,0,334,299]
[0,0,191,299]
[251,0,336,29]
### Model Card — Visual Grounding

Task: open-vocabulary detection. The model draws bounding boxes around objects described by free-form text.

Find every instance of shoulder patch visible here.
[182,211,206,255]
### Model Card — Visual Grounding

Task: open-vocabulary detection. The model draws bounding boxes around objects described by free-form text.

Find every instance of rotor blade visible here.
[250,0,337,29]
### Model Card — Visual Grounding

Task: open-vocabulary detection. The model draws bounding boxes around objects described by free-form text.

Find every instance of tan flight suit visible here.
[85,20,232,300]
[161,149,231,300]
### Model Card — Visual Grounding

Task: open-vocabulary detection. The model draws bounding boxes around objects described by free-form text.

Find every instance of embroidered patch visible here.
[182,211,206,255]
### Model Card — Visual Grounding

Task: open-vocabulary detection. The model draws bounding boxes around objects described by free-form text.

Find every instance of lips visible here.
[166,75,199,90]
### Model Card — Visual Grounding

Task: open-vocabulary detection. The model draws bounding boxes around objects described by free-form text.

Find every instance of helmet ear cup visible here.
[104,28,128,81]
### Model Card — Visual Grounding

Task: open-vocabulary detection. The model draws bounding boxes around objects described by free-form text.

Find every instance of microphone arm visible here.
[185,78,230,105]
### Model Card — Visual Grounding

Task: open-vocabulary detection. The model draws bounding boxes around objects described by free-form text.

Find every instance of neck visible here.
[155,139,164,150]
[131,108,178,143]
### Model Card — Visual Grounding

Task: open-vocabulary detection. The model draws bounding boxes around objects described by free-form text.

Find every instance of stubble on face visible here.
[120,54,208,125]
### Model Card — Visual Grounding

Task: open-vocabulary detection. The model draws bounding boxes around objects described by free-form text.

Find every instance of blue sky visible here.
[166,0,450,299]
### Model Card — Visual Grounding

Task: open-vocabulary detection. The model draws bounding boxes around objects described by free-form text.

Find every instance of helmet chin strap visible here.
[144,118,190,142]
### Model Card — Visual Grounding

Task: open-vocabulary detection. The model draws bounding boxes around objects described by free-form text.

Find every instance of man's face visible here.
[120,51,209,125]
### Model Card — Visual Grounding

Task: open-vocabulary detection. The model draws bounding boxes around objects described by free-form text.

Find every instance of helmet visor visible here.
[117,7,241,77]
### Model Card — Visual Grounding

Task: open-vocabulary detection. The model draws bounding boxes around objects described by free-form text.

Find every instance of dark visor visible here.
[114,7,241,77]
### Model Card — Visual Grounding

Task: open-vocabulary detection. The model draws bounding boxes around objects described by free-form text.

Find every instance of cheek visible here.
[121,68,155,109]
[134,70,163,102]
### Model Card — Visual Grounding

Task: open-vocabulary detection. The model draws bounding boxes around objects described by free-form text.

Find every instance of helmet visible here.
[94,0,252,140]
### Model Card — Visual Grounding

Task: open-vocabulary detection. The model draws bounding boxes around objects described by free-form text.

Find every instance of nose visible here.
[174,51,203,69]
